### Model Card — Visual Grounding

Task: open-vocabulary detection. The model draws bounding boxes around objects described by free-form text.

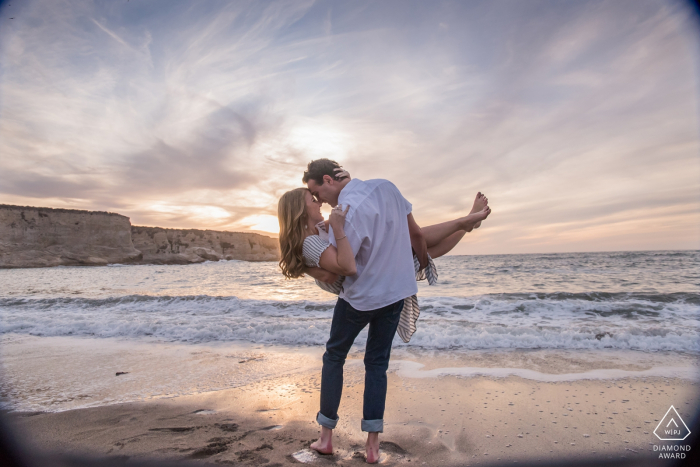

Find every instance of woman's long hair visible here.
[278,188,309,279]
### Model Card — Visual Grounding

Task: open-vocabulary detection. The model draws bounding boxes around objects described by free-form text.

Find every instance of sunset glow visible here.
[244,214,282,235]
[1,0,698,254]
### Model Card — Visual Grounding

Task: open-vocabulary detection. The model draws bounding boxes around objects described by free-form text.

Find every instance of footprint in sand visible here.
[352,451,390,463]
[148,427,197,433]
[261,424,284,431]
[215,423,239,432]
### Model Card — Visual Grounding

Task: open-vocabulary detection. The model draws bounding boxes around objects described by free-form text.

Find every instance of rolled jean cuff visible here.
[361,418,383,433]
[316,411,338,429]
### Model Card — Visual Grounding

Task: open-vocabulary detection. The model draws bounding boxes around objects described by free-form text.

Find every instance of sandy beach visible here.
[1,0,699,463]
[3,335,698,466]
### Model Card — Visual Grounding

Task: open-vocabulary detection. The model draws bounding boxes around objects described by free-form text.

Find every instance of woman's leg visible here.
[421,207,490,254]
[428,230,468,259]
[421,218,470,247]
[420,193,490,258]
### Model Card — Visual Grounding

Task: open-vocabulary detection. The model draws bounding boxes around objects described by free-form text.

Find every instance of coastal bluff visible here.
[131,226,279,264]
[0,205,279,268]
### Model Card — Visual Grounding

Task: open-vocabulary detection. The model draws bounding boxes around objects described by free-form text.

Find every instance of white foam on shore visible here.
[393,360,700,382]
[1,293,698,352]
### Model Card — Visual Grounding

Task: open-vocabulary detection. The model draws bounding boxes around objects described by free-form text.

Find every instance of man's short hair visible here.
[302,158,346,185]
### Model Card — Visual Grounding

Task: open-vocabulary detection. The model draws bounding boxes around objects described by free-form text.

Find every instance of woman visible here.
[277,180,491,342]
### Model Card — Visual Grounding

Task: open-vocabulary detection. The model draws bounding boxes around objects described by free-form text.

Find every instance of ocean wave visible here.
[2,291,697,305]
[2,292,698,319]
[1,292,698,352]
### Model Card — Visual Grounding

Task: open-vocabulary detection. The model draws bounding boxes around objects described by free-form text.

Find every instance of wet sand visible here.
[2,336,699,465]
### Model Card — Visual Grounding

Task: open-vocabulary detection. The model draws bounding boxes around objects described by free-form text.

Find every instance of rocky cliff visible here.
[0,205,142,268]
[0,205,280,268]
[131,226,279,264]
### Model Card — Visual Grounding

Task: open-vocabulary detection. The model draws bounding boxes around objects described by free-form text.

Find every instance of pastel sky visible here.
[1,0,698,255]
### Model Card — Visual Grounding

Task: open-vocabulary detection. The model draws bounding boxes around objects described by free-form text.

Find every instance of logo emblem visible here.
[654,406,691,441]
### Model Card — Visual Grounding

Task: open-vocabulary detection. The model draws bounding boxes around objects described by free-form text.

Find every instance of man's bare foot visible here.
[310,426,333,455]
[366,432,380,464]
[469,192,488,230]
[459,205,491,232]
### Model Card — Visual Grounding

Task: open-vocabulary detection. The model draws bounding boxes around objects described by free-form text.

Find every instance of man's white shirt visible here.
[328,178,417,311]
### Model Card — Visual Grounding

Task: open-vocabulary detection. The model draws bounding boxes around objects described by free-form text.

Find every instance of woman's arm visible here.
[318,244,356,276]
[304,266,340,284]
[319,205,357,276]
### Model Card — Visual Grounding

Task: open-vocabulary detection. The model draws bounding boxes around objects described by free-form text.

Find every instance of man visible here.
[303,158,427,463]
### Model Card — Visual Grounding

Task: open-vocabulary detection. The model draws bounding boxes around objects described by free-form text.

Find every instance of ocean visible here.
[1,250,698,353]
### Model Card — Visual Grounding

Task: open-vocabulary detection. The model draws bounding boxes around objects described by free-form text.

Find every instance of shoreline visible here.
[1,247,695,270]
[2,335,699,465]
[2,335,698,414]
[7,373,698,465]
[0,256,278,270]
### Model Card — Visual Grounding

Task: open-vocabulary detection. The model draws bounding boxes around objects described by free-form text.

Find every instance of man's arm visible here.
[304,266,340,284]
[407,213,428,270]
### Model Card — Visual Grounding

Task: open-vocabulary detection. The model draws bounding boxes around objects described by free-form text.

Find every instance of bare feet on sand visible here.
[310,426,333,455]
[469,192,489,230]
[366,432,380,464]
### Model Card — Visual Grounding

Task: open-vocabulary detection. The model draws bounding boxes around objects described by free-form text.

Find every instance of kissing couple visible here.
[277,158,491,463]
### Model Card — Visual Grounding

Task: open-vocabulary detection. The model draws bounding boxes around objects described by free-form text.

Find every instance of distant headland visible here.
[0,204,280,269]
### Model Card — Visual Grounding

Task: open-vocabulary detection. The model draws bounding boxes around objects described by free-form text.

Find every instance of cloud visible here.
[0,0,698,252]
[0,170,102,200]
[118,103,261,195]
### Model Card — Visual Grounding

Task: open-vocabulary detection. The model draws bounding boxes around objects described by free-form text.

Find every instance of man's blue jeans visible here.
[316,297,404,433]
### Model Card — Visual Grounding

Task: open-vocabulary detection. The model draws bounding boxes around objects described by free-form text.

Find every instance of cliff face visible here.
[0,205,142,268]
[131,226,279,264]
[0,205,280,268]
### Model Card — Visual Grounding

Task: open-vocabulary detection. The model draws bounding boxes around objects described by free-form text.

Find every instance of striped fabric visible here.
[302,235,331,268]
[302,234,437,343]
[397,254,438,343]
[315,275,345,295]
[303,235,344,294]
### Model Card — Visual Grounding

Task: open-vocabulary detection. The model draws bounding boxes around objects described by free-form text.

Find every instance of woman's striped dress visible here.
[301,225,437,343]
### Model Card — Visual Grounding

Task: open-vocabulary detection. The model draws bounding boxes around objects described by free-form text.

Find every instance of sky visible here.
[0,0,698,255]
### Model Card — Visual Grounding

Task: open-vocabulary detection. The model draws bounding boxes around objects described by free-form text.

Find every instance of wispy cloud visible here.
[0,0,698,252]
[91,18,129,49]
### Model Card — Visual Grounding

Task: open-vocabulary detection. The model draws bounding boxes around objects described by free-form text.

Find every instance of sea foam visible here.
[1,292,697,352]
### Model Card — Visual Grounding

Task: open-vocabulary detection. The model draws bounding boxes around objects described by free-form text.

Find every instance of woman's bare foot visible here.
[310,426,333,455]
[469,192,489,230]
[459,205,491,232]
[366,432,380,464]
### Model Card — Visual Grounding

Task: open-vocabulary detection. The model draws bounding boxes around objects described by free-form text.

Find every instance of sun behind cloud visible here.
[243,214,280,235]
[0,0,697,253]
